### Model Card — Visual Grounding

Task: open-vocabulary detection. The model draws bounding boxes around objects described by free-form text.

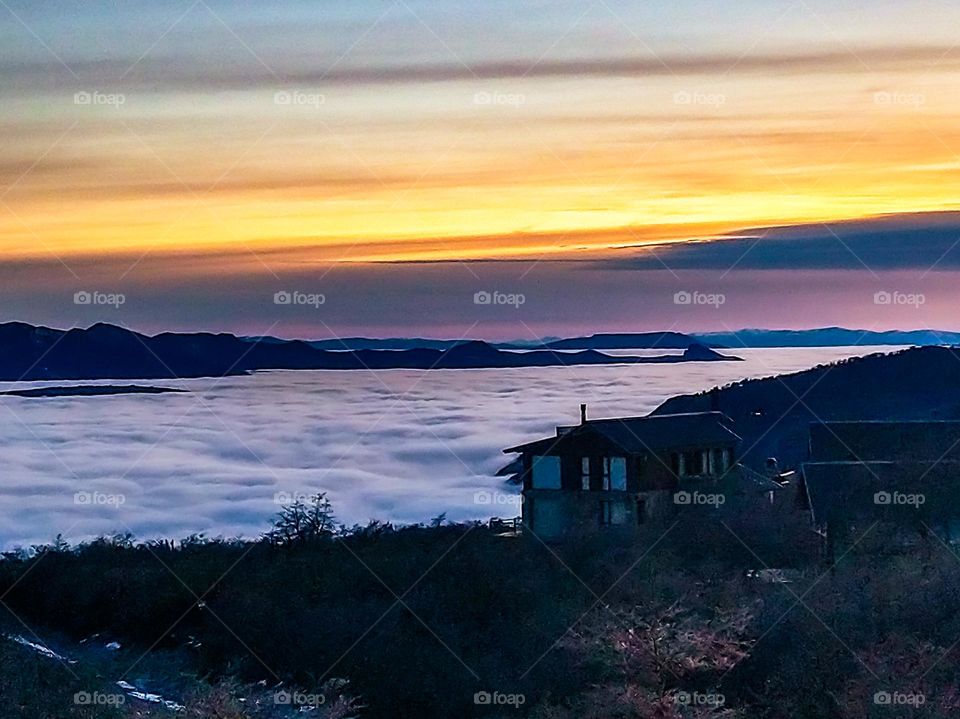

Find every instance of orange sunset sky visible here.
[2,0,960,336]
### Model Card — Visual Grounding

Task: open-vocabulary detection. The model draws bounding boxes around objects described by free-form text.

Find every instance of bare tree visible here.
[265,493,336,545]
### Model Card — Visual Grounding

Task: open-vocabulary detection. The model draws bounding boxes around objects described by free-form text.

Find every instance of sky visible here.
[2,0,960,338]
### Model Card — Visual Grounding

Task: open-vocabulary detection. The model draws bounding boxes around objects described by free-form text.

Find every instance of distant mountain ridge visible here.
[302,338,472,351]
[253,328,960,352]
[693,327,960,347]
[531,332,702,350]
[4,321,949,382]
[272,332,704,351]
[530,328,960,349]
[0,323,738,381]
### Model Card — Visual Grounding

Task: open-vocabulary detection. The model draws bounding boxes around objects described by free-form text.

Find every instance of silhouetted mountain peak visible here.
[543,332,700,350]
[445,340,499,355]
[682,343,727,360]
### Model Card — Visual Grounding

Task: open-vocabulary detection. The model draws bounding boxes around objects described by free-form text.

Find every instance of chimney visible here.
[580,403,587,424]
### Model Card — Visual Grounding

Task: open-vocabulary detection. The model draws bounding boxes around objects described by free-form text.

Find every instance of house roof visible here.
[504,411,740,455]
[800,460,960,525]
[809,420,960,463]
[494,456,523,477]
[737,464,792,492]
[675,463,784,495]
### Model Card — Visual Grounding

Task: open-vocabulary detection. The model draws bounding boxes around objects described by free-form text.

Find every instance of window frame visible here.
[580,456,591,491]
[599,499,612,526]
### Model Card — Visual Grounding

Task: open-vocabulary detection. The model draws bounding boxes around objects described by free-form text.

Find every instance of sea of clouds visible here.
[0,347,890,549]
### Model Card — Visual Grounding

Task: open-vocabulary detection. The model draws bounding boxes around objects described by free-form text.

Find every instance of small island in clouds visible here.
[0,385,186,398]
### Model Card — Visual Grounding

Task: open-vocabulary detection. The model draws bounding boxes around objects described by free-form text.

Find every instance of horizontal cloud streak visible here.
[606,212,960,271]
[4,45,960,93]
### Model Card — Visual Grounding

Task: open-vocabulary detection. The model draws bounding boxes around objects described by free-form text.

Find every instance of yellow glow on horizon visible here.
[3,67,960,266]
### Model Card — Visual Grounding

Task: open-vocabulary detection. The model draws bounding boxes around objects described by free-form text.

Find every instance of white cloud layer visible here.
[0,347,886,549]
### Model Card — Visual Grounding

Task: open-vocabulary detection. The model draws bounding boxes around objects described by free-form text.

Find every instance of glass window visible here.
[601,457,611,490]
[683,451,704,475]
[581,457,590,490]
[599,500,612,526]
[610,457,627,490]
[531,455,561,489]
[712,448,727,474]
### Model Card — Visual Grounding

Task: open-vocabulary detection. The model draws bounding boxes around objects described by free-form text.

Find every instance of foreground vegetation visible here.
[2,496,960,717]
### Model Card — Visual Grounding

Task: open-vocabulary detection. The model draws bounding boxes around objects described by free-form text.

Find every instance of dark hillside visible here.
[654,346,960,469]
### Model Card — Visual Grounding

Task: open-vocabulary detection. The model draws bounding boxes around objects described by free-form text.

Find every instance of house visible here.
[798,420,960,555]
[502,405,778,540]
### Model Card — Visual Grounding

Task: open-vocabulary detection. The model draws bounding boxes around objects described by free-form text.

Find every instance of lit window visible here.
[601,457,611,490]
[610,457,627,490]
